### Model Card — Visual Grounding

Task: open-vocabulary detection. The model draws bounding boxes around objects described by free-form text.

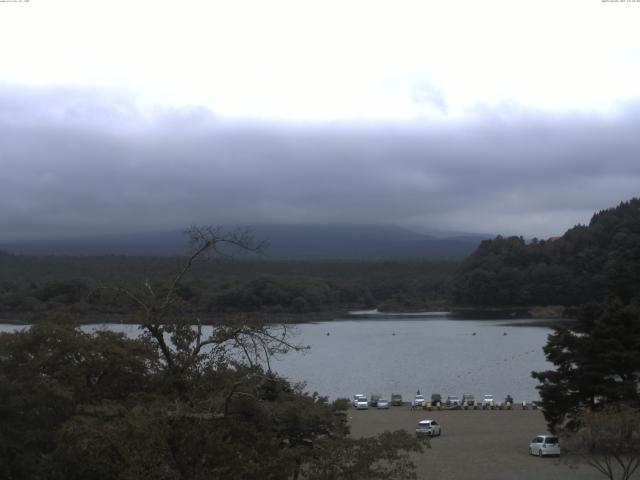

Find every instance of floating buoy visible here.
[472,332,476,336]
[503,332,508,336]
[326,332,330,336]
[392,332,396,336]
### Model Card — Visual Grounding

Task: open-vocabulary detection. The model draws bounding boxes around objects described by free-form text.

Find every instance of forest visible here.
[451,198,640,308]
[1,198,639,323]
[0,254,455,322]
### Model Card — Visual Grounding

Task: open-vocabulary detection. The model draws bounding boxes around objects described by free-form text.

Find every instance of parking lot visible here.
[348,406,603,480]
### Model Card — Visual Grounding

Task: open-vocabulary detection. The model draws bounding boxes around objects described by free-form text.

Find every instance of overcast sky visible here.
[1,0,639,241]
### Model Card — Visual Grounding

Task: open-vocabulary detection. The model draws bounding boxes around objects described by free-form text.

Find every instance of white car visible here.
[413,394,426,407]
[482,394,495,408]
[529,434,560,457]
[353,394,369,410]
[352,394,366,407]
[415,419,442,437]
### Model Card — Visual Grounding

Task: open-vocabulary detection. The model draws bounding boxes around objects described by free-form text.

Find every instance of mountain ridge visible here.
[0,224,487,261]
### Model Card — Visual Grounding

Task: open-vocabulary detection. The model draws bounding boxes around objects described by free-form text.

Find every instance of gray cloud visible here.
[1,84,639,241]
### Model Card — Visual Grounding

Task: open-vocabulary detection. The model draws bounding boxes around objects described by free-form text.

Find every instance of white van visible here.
[529,434,560,457]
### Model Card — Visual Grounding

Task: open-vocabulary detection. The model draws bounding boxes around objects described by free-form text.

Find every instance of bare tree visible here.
[562,404,640,480]
[107,225,303,374]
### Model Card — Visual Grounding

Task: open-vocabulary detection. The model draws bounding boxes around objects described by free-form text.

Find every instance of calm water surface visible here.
[271,314,554,403]
[0,313,556,402]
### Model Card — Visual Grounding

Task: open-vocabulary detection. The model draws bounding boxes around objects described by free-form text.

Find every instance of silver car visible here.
[529,434,560,457]
[415,419,442,437]
[377,398,390,409]
[446,395,461,409]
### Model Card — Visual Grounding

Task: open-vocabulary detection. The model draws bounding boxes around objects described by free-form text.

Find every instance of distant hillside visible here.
[0,224,486,261]
[451,198,640,307]
[0,256,457,321]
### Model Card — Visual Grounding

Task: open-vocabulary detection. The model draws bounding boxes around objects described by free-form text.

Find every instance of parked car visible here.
[369,394,381,407]
[377,398,390,409]
[431,393,442,405]
[413,394,426,407]
[461,393,475,407]
[391,393,403,406]
[446,395,461,409]
[415,419,442,437]
[529,435,560,457]
[352,394,367,408]
[482,394,494,408]
[354,396,369,410]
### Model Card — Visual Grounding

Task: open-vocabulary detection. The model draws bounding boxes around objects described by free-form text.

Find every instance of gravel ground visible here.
[348,406,604,480]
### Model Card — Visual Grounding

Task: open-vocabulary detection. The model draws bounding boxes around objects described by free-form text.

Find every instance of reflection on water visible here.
[0,314,555,402]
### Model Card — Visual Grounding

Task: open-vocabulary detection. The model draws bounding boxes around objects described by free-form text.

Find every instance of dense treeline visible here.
[527,202,640,462]
[4,198,639,317]
[452,198,640,307]
[0,256,456,321]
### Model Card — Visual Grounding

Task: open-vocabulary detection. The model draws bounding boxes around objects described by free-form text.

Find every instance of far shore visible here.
[450,305,571,319]
[0,304,576,327]
[0,309,352,326]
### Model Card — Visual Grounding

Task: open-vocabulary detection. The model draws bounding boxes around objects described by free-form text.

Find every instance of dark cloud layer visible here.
[1,85,639,241]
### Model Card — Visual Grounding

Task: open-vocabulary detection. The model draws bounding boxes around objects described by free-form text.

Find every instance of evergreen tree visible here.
[532,298,640,432]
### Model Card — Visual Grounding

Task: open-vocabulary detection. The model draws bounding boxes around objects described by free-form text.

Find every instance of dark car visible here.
[391,393,403,406]
[446,395,461,409]
[369,394,381,407]
[461,393,475,407]
[431,393,442,405]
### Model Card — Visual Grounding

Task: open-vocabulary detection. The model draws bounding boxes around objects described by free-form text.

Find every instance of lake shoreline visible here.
[0,304,574,326]
[3,313,554,401]
[450,305,571,319]
[0,309,353,326]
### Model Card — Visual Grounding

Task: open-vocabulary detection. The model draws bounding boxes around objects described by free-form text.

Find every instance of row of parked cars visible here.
[351,394,390,409]
[352,393,538,410]
[352,393,513,410]
[412,393,520,409]
[352,393,499,409]
[353,392,526,410]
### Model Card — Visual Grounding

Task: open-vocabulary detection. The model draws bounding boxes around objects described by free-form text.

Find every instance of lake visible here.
[0,312,557,403]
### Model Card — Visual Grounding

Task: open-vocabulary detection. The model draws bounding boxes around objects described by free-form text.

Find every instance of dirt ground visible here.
[348,406,604,480]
